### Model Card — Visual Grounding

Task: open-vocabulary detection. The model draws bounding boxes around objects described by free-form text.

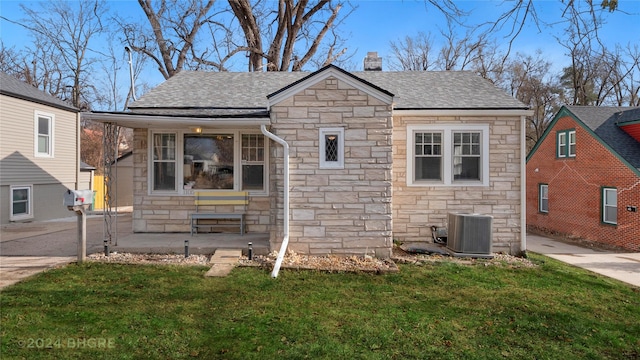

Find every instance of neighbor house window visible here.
[34,111,54,157]
[557,130,576,158]
[319,128,344,169]
[150,130,268,194]
[10,185,32,221]
[152,133,177,191]
[602,187,617,225]
[539,184,549,213]
[407,125,489,186]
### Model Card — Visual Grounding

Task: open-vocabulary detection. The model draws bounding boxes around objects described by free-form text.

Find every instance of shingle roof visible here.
[128,68,527,115]
[0,72,78,112]
[566,105,640,169]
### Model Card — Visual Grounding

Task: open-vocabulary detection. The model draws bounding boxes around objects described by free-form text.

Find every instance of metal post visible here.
[75,208,87,263]
[248,242,253,260]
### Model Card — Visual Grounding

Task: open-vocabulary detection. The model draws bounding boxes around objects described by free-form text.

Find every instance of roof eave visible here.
[81,112,271,128]
[394,108,533,117]
[1,90,79,113]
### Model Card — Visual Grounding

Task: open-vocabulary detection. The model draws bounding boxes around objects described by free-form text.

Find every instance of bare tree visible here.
[504,52,562,150]
[124,0,355,74]
[388,32,435,71]
[122,0,217,79]
[18,0,108,110]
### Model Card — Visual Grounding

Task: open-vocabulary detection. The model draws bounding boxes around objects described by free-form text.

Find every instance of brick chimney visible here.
[364,52,382,71]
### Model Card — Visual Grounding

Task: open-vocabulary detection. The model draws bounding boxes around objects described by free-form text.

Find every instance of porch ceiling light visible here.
[191,127,203,134]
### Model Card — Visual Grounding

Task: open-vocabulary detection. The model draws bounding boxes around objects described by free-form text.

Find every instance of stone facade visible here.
[131,128,271,233]
[268,76,394,257]
[392,115,524,255]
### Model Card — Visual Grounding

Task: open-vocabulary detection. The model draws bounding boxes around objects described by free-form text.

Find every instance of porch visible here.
[111,231,270,256]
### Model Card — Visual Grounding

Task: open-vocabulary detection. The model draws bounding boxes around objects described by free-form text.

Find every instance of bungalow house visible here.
[0,72,81,224]
[526,105,640,251]
[84,59,531,257]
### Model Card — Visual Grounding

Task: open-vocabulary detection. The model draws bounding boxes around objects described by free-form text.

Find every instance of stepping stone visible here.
[205,249,242,277]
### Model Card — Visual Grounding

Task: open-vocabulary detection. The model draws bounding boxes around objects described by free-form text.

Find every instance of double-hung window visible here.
[10,185,32,221]
[242,134,265,191]
[407,125,489,186]
[602,187,617,225]
[152,133,177,191]
[35,111,54,157]
[539,184,549,213]
[150,130,268,195]
[557,130,576,158]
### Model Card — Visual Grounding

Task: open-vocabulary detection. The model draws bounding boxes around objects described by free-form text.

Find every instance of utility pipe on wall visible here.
[260,125,290,278]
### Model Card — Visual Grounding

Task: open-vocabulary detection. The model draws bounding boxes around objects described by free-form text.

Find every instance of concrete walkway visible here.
[2,212,638,288]
[527,234,640,288]
[0,256,75,289]
[205,249,243,277]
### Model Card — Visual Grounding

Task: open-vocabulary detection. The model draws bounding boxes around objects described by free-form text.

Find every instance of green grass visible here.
[1,254,638,359]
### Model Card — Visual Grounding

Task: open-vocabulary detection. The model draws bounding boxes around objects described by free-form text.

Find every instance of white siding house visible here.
[0,72,80,224]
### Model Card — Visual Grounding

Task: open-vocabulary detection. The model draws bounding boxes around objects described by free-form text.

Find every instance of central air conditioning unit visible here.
[447,213,493,257]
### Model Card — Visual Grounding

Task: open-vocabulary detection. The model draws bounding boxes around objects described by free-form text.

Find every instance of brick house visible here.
[85,61,531,257]
[526,105,640,251]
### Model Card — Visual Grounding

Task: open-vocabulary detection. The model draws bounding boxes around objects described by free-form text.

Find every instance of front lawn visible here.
[1,254,638,359]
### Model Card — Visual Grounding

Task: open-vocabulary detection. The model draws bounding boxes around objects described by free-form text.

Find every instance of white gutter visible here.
[260,125,290,278]
[82,112,271,128]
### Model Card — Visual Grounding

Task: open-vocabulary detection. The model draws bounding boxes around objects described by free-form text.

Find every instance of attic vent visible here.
[364,51,382,71]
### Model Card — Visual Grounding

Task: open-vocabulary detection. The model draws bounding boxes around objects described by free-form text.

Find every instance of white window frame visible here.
[149,131,178,193]
[602,187,617,225]
[539,184,549,213]
[568,130,576,157]
[148,129,269,196]
[10,185,33,221]
[241,133,267,193]
[319,127,344,169]
[34,111,54,157]
[407,124,489,187]
[557,130,576,158]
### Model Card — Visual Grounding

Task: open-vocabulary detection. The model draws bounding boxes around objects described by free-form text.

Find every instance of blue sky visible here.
[1,0,639,90]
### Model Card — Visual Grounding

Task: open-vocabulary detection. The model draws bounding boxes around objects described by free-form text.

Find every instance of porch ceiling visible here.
[81,111,271,129]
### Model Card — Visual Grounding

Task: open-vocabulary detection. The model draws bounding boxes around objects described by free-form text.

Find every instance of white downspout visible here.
[520,115,527,254]
[260,125,289,278]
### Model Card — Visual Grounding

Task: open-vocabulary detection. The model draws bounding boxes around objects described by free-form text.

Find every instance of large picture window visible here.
[149,130,267,195]
[184,134,234,190]
[407,125,489,186]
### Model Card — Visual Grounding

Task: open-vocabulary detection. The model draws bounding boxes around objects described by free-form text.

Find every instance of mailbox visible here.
[64,189,94,207]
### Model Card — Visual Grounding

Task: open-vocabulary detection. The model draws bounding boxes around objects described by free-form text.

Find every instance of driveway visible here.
[527,234,640,288]
[0,212,131,289]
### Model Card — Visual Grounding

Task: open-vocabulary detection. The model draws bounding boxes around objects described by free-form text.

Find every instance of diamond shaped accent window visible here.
[325,135,338,162]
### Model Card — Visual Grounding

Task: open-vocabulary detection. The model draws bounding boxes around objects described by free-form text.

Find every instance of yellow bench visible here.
[190,191,248,235]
